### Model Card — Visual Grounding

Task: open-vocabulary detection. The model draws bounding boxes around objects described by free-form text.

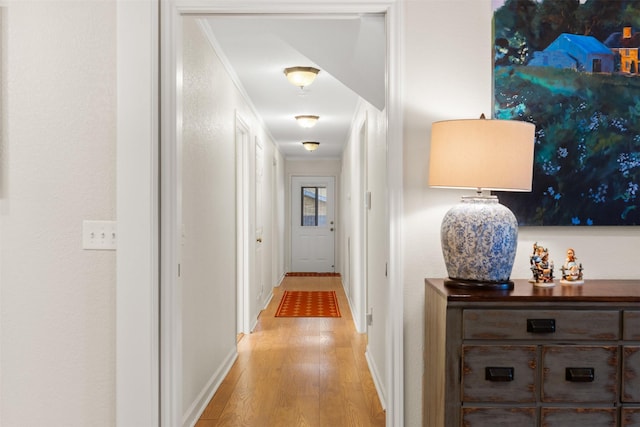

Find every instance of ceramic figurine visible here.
[560,248,584,285]
[530,242,554,286]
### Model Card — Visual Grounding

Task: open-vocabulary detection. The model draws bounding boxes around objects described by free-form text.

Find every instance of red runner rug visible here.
[285,272,341,277]
[275,290,341,317]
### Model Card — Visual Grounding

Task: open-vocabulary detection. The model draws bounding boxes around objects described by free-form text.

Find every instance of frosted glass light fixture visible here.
[429,115,535,290]
[295,115,319,128]
[284,66,320,89]
[302,141,320,152]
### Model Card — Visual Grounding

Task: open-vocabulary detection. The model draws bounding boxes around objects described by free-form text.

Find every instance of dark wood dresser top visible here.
[426,278,640,303]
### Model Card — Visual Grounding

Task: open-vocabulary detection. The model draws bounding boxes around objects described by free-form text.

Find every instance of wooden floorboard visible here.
[195,276,386,427]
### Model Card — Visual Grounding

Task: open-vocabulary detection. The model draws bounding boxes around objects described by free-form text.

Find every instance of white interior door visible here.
[291,176,335,272]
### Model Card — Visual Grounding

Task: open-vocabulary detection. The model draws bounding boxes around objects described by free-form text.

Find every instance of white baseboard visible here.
[251,289,274,332]
[365,349,387,411]
[341,276,365,333]
[183,347,238,427]
[263,291,274,310]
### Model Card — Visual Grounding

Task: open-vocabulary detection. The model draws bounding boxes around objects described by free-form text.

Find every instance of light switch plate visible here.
[83,220,117,250]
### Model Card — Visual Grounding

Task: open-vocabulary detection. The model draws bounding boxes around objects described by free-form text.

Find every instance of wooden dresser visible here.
[424,279,640,426]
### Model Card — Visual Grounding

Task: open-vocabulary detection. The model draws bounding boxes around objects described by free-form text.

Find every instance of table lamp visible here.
[429,115,535,290]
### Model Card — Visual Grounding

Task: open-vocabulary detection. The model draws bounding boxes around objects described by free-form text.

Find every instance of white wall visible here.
[340,100,389,406]
[0,2,116,426]
[340,127,363,325]
[117,1,159,424]
[402,1,640,425]
[181,17,238,424]
[362,104,389,408]
[181,17,283,425]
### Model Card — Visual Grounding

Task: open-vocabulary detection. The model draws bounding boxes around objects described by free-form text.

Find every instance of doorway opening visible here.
[151,3,404,427]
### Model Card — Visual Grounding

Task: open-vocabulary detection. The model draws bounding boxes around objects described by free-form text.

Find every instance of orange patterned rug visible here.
[275,291,341,317]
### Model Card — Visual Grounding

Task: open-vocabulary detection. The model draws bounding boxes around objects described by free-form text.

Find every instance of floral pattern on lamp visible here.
[440,196,518,284]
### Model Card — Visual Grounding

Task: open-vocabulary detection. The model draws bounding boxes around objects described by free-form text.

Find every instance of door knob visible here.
[257,238,262,243]
[330,228,334,232]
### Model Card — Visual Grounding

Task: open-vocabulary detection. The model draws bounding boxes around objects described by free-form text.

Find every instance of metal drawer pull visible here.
[485,367,514,382]
[565,367,595,382]
[527,318,556,333]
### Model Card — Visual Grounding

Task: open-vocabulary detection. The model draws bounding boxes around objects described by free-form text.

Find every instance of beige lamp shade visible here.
[429,118,536,192]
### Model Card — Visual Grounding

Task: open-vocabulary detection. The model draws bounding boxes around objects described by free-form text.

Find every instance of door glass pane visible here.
[302,187,317,226]
[300,186,327,226]
[317,187,327,225]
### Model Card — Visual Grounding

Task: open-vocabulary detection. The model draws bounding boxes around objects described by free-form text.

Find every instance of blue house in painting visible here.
[528,33,614,73]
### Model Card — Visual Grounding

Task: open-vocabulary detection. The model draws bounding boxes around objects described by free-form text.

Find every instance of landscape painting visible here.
[493,0,640,225]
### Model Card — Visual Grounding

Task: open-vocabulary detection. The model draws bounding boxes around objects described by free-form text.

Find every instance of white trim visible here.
[182,349,238,427]
[385,4,405,427]
[262,291,274,311]
[365,349,387,410]
[116,1,160,426]
[160,2,184,426]
[235,112,251,335]
[170,1,393,15]
[344,279,363,336]
[359,115,369,334]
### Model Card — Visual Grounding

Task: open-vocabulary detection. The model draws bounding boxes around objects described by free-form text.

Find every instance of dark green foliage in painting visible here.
[495,67,640,225]
[493,0,640,225]
[494,0,539,65]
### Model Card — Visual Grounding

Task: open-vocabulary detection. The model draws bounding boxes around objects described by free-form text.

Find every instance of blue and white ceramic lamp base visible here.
[441,195,518,290]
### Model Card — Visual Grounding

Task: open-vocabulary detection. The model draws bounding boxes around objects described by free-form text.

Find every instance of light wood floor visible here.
[195,275,386,427]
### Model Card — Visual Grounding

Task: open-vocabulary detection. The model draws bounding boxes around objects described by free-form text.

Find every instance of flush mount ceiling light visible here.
[302,141,320,152]
[295,115,320,128]
[284,66,320,89]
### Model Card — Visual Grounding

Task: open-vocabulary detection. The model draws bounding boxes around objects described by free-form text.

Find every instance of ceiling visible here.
[203,14,386,159]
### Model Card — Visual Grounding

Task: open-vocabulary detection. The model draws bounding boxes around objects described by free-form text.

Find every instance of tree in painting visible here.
[493,0,640,225]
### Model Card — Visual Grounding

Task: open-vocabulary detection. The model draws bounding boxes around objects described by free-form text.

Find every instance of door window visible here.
[301,186,327,226]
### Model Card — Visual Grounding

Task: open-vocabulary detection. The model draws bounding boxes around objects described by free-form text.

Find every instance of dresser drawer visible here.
[462,345,537,403]
[542,345,618,403]
[623,346,640,402]
[461,407,536,426]
[625,311,640,340]
[463,309,620,340]
[541,407,617,426]
[622,407,640,426]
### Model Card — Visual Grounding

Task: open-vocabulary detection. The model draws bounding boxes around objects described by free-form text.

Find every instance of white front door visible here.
[291,176,335,272]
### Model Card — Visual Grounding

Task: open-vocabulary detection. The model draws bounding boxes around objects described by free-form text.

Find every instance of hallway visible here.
[195,275,386,426]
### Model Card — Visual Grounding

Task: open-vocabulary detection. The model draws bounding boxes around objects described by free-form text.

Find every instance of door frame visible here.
[359,117,369,334]
[116,1,404,426]
[235,112,251,335]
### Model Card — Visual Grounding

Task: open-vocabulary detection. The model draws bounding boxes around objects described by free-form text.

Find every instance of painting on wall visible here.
[492,0,640,225]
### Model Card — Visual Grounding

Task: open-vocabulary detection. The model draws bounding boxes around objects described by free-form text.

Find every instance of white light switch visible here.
[83,220,117,250]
